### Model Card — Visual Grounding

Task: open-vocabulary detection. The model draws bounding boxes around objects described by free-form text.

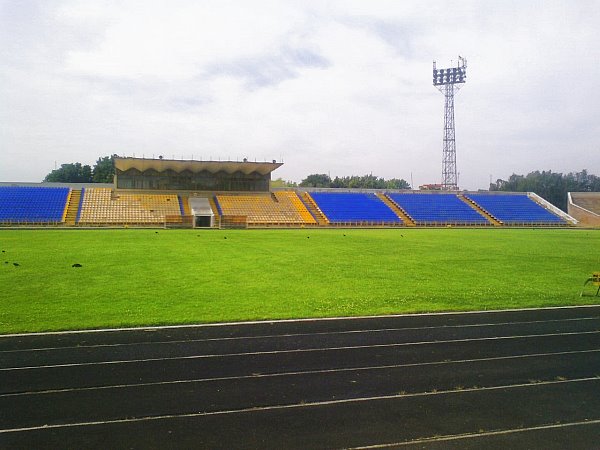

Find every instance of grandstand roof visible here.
[114,157,283,175]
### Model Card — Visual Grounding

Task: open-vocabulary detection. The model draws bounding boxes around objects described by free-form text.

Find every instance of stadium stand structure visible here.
[568,192,600,227]
[387,192,489,226]
[464,193,567,225]
[215,192,317,227]
[78,188,181,225]
[0,158,583,228]
[299,192,329,225]
[0,186,70,224]
[376,193,416,226]
[114,157,281,192]
[309,192,402,226]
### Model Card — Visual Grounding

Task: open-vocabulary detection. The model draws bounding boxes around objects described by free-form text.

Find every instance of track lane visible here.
[2,317,599,368]
[2,332,600,394]
[1,306,599,448]
[391,420,600,450]
[2,350,600,430]
[2,305,599,351]
[2,379,600,449]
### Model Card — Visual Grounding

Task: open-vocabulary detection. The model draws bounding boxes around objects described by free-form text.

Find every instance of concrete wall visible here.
[568,193,600,227]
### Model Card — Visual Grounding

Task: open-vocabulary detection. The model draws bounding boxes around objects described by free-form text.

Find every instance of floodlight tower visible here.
[433,56,467,190]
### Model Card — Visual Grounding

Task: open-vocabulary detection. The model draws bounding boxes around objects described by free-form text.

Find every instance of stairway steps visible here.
[64,189,82,226]
[300,192,329,225]
[458,194,502,226]
[376,193,416,226]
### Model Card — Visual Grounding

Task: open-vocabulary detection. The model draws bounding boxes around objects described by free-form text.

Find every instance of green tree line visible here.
[300,173,410,189]
[44,156,116,184]
[490,170,600,211]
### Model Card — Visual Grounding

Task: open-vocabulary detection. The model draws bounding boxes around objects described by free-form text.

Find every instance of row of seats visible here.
[78,188,181,224]
[310,192,402,224]
[308,192,566,226]
[388,193,488,224]
[465,194,564,224]
[0,186,70,223]
[216,192,316,224]
[0,186,568,226]
[274,192,317,224]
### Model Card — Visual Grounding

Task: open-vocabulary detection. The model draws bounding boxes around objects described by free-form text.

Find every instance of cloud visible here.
[204,45,330,89]
[1,0,599,189]
[61,1,300,79]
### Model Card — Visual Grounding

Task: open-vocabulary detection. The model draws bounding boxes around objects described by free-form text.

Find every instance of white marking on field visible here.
[1,348,598,398]
[2,330,599,371]
[1,330,599,371]
[2,316,598,353]
[353,419,600,448]
[1,305,599,338]
[1,377,599,434]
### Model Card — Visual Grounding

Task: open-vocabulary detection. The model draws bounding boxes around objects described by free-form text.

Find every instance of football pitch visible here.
[1,228,599,334]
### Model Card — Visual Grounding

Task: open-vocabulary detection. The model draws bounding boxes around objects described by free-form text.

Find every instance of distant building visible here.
[419,183,444,191]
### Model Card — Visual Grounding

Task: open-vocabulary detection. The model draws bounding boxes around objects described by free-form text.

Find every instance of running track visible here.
[1,306,600,449]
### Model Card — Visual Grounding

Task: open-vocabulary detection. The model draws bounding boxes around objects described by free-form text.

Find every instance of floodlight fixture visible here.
[433,56,467,86]
[432,56,467,191]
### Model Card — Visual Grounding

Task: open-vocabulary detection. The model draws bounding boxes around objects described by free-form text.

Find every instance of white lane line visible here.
[2,330,599,371]
[2,348,599,398]
[2,304,599,338]
[2,377,599,434]
[2,317,598,353]
[353,418,600,448]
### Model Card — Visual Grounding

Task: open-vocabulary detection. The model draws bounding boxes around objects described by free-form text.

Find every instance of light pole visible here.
[433,56,467,191]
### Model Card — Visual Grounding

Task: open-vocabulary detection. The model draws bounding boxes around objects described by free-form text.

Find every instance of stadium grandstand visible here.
[464,193,567,226]
[0,157,582,228]
[308,192,403,226]
[387,192,489,226]
[0,186,70,225]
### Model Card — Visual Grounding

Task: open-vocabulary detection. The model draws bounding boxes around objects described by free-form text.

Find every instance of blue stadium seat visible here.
[465,194,565,224]
[310,192,402,224]
[0,186,70,223]
[388,193,488,225]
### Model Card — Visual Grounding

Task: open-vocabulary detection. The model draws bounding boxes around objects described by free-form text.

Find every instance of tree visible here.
[44,155,115,184]
[303,173,410,189]
[385,178,411,189]
[92,155,116,183]
[44,163,93,183]
[270,178,297,188]
[300,174,332,187]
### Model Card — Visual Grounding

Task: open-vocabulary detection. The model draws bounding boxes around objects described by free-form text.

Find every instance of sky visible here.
[1,0,599,190]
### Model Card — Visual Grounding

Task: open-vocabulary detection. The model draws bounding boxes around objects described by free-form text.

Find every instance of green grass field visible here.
[1,228,599,334]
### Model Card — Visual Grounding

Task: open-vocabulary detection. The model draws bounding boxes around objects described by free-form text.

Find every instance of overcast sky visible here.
[1,0,599,189]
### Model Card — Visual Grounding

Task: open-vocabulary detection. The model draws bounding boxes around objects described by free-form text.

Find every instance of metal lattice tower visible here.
[433,56,467,190]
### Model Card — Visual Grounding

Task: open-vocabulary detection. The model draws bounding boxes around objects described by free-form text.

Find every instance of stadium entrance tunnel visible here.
[189,197,215,228]
[194,215,212,228]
